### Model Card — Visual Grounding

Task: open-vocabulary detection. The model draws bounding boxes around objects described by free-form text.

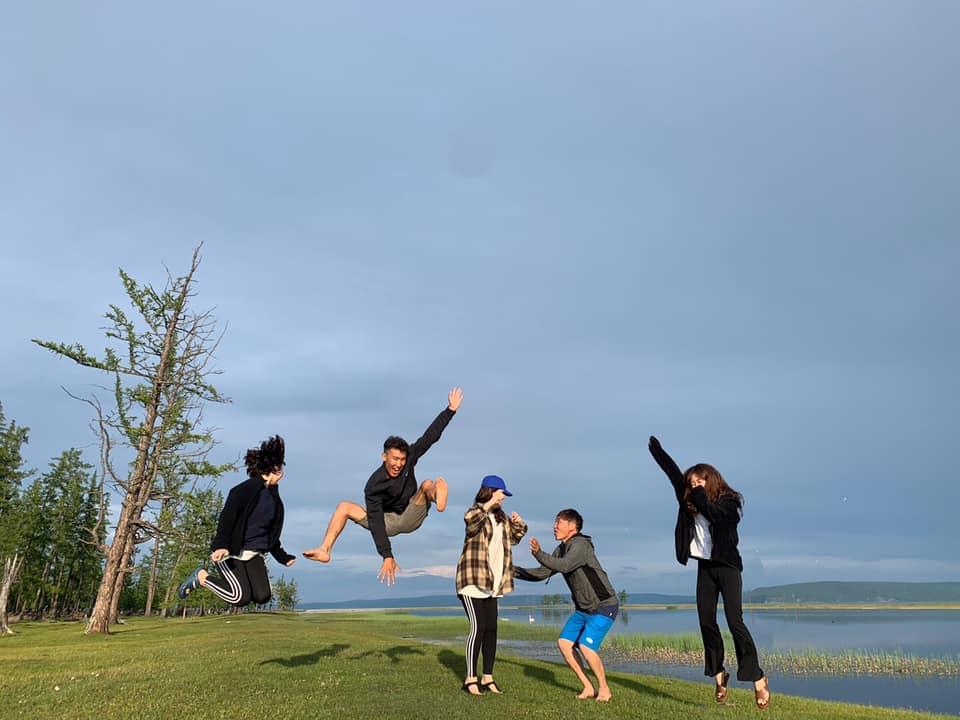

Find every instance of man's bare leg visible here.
[558,639,595,699]
[580,646,611,702]
[411,476,447,512]
[303,501,366,562]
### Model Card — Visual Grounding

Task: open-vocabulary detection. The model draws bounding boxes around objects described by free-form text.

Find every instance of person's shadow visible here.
[352,645,426,664]
[260,643,350,668]
[437,649,569,691]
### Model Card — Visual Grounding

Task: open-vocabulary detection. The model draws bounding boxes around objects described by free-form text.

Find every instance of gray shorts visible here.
[354,500,429,536]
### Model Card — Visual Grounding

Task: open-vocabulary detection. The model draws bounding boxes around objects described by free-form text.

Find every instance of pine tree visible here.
[33,247,230,634]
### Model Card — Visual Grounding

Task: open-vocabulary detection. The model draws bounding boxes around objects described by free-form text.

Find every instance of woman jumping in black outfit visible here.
[177,435,296,607]
[648,436,770,710]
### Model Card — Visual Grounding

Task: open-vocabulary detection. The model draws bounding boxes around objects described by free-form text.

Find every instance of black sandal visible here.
[462,681,483,696]
[480,681,502,694]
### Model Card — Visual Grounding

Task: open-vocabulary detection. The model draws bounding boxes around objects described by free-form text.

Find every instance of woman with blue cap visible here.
[455,475,527,695]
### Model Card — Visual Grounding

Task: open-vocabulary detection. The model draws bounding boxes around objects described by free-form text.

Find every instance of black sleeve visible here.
[514,564,554,582]
[409,407,456,462]
[364,476,394,559]
[690,488,741,527]
[268,496,295,565]
[648,436,686,503]
[210,486,243,552]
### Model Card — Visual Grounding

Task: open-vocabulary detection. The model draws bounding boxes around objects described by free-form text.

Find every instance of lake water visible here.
[409,607,960,715]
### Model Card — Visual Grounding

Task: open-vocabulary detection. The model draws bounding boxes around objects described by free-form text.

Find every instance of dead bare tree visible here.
[0,554,24,635]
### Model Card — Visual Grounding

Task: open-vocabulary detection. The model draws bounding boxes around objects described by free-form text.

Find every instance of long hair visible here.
[245,435,285,479]
[474,487,507,525]
[682,463,743,517]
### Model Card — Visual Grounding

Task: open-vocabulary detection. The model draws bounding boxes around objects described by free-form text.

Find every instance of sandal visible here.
[461,681,483,696]
[754,676,771,710]
[715,671,730,703]
[177,564,205,599]
[480,681,502,694]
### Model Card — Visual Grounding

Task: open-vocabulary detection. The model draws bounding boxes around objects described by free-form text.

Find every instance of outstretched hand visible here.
[529,537,541,554]
[378,557,399,586]
[448,387,463,412]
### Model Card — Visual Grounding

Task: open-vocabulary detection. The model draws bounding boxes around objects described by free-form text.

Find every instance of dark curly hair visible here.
[245,435,285,478]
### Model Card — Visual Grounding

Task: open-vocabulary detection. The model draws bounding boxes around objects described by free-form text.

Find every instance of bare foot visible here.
[303,547,331,563]
[596,688,612,703]
[576,687,596,700]
[435,477,448,512]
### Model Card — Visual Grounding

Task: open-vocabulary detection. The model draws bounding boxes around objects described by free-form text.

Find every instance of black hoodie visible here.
[210,476,295,565]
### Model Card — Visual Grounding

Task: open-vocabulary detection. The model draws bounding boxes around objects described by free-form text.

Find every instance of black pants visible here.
[204,554,272,607]
[696,559,763,682]
[459,595,499,677]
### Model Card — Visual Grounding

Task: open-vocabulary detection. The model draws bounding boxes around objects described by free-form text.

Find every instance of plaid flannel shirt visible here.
[455,503,527,595]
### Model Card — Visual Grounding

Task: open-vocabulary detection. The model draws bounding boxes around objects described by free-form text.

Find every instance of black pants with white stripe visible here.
[458,595,499,678]
[204,554,272,607]
[696,559,763,682]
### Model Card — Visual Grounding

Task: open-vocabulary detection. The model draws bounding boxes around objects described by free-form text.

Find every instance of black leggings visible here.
[696,559,763,682]
[459,595,499,677]
[204,554,272,607]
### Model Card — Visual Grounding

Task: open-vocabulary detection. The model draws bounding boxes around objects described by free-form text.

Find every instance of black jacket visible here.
[648,437,743,571]
[365,407,456,559]
[210,476,295,565]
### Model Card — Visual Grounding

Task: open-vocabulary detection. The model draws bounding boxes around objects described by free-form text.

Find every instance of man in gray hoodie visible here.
[515,508,618,703]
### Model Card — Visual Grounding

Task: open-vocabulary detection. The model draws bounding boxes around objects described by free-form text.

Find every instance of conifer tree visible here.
[34,247,230,634]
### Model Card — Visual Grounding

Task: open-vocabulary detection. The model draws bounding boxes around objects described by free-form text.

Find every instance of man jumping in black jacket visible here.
[303,387,462,585]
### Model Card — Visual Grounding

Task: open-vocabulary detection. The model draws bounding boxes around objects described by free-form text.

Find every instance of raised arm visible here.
[648,435,686,503]
[408,388,462,461]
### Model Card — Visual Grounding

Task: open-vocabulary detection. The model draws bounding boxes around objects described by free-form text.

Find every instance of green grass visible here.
[0,612,952,720]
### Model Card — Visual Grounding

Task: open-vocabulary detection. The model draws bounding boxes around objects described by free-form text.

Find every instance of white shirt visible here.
[689,513,713,561]
[460,514,505,599]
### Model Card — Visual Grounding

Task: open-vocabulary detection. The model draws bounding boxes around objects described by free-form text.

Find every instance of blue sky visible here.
[1,2,957,601]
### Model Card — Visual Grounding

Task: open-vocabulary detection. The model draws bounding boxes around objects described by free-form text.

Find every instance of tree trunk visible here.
[1,555,25,635]
[85,276,190,634]
[108,532,135,626]
[144,534,160,617]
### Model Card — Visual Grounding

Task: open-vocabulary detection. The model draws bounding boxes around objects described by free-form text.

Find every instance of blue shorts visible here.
[559,606,617,651]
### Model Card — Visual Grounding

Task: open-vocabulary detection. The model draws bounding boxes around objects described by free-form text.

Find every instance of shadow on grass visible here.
[456,649,699,707]
[439,648,570,691]
[351,645,427,664]
[260,643,351,667]
[607,674,699,706]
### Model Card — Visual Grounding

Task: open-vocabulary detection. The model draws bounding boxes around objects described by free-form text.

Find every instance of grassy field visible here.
[0,611,952,720]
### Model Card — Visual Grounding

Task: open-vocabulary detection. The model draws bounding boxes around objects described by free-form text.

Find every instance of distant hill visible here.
[300,592,694,610]
[744,581,960,604]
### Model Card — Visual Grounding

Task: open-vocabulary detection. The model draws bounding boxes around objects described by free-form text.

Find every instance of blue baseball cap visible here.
[481,474,512,496]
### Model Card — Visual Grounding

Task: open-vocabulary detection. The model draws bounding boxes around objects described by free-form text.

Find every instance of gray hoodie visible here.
[515,533,617,614]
